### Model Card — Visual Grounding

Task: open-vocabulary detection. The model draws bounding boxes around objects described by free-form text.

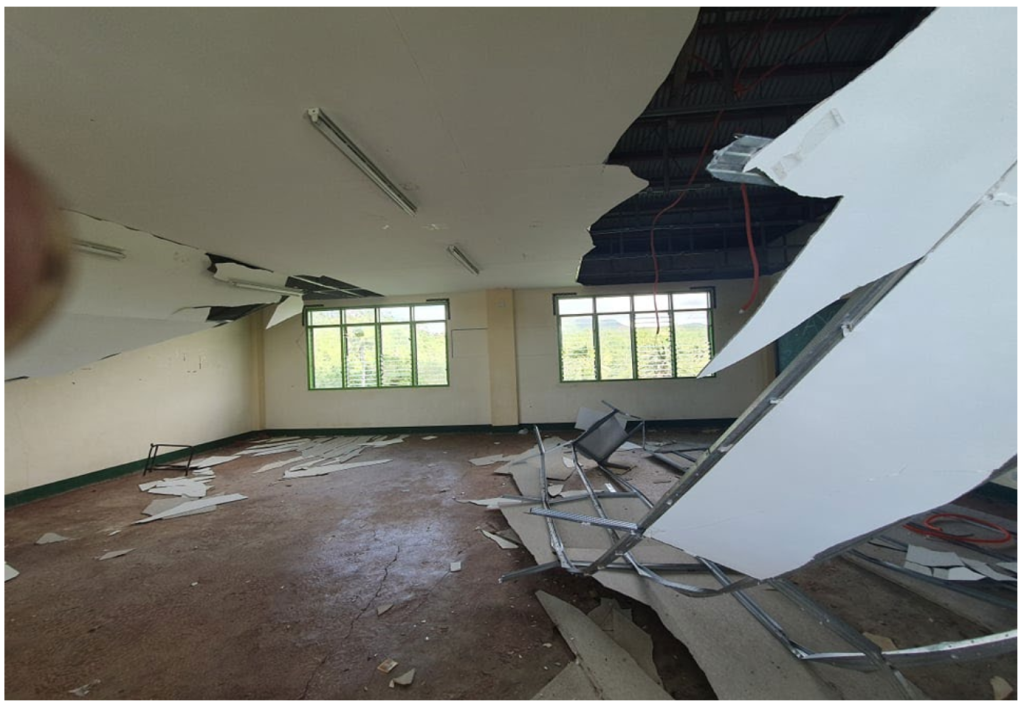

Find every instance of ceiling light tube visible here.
[306,107,417,216]
[225,280,304,297]
[447,245,479,275]
[74,239,126,260]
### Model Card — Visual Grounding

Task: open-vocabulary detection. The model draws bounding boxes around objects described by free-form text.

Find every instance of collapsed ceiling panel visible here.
[5,8,699,296]
[700,7,1016,377]
[6,212,277,379]
[648,165,1017,580]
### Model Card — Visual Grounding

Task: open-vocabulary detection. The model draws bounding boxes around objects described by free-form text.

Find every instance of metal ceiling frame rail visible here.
[499,260,1018,670]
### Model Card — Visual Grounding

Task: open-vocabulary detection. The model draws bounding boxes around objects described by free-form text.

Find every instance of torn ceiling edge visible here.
[701,7,1016,377]
[649,165,1017,579]
[5,211,277,379]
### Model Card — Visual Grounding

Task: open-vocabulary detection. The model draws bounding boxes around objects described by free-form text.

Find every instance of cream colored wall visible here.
[515,280,773,423]
[5,318,257,494]
[262,291,491,429]
[262,280,775,430]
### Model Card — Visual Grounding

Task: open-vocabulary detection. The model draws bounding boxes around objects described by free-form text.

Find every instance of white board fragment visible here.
[283,459,390,479]
[5,564,20,582]
[469,454,516,466]
[267,296,304,329]
[98,549,134,561]
[191,455,239,467]
[134,493,247,524]
[35,533,71,545]
[701,8,1016,377]
[963,559,1017,582]
[905,546,963,569]
[932,567,985,582]
[647,164,1017,580]
[481,529,518,550]
[254,455,304,474]
[902,562,932,577]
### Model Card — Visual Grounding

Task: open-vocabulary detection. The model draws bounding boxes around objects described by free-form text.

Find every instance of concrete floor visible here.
[4,430,1016,699]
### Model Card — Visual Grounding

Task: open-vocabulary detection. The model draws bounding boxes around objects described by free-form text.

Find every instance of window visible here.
[306,303,449,389]
[556,291,714,382]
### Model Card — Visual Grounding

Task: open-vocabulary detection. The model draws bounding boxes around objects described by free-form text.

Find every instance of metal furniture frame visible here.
[142,443,196,477]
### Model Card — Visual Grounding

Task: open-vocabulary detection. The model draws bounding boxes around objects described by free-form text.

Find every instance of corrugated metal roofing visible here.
[581,6,933,285]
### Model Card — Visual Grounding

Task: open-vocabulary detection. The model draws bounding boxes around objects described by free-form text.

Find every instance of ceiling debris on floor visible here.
[35,533,72,545]
[5,564,20,582]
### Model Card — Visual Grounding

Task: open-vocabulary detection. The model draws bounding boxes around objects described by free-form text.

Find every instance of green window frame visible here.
[305,302,450,390]
[555,290,715,383]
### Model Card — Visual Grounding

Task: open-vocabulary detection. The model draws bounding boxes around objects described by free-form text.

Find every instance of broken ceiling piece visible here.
[863,632,898,652]
[533,661,601,700]
[422,436,438,441]
[902,562,933,577]
[5,564,20,582]
[455,497,527,511]
[932,567,986,582]
[254,456,304,474]
[646,165,1017,579]
[481,529,518,550]
[282,458,390,479]
[469,453,517,466]
[535,591,671,700]
[376,603,394,617]
[587,599,661,686]
[4,211,280,379]
[389,668,415,688]
[905,545,964,568]
[35,533,72,545]
[191,455,239,467]
[134,493,247,524]
[991,676,1015,700]
[702,8,1015,376]
[98,549,134,561]
[449,561,462,572]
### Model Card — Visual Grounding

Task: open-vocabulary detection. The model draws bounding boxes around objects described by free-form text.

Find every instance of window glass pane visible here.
[380,306,410,323]
[598,314,633,380]
[596,296,631,314]
[380,324,413,386]
[311,328,343,388]
[557,297,593,316]
[308,310,340,326]
[559,316,596,381]
[673,292,710,310]
[344,308,375,324]
[632,294,670,312]
[414,304,447,321]
[344,325,378,387]
[675,311,712,377]
[415,322,448,385]
[634,312,673,379]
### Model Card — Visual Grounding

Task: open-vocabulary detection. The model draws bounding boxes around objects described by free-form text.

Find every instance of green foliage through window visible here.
[306,303,449,389]
[556,292,714,382]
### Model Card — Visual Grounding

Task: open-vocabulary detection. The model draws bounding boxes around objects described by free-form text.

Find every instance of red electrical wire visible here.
[649,9,854,321]
[649,108,725,334]
[738,183,760,313]
[732,9,780,95]
[904,513,1013,545]
[736,9,854,97]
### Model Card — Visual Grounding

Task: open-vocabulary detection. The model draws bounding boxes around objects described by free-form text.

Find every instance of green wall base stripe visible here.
[4,431,258,509]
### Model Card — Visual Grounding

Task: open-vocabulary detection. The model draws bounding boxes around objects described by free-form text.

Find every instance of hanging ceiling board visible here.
[701,7,1016,377]
[267,296,303,328]
[5,211,277,379]
[5,8,697,296]
[648,166,1017,580]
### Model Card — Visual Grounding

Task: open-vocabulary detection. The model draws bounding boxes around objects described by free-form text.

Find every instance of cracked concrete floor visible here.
[4,432,715,700]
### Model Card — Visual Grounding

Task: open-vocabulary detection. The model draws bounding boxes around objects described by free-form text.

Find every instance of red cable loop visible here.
[904,513,1013,545]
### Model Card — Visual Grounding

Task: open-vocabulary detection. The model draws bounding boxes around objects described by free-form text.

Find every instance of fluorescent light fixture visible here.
[306,107,417,216]
[225,280,303,298]
[74,239,125,260]
[447,245,480,275]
